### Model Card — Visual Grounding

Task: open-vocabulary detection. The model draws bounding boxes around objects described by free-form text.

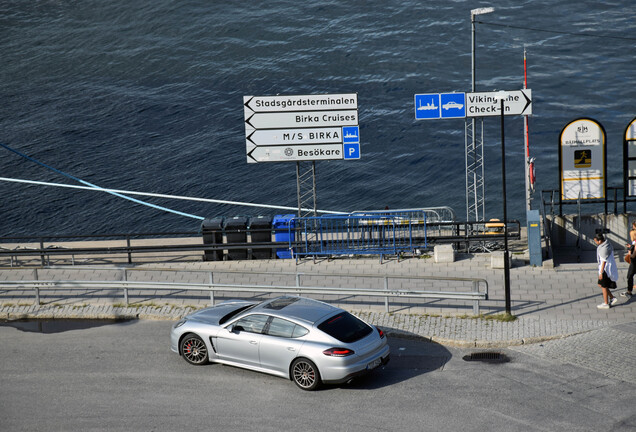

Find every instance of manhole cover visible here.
[462,352,510,363]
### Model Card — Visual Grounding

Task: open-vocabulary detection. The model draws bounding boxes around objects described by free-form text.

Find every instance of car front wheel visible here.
[291,358,321,391]
[180,334,208,365]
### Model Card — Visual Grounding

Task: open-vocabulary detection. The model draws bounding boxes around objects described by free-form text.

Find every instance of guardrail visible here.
[0,220,520,266]
[0,269,489,314]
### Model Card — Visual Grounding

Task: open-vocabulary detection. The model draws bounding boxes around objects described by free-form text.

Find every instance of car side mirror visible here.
[230,325,244,333]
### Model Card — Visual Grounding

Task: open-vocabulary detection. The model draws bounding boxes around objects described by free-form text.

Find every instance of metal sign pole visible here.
[296,161,317,218]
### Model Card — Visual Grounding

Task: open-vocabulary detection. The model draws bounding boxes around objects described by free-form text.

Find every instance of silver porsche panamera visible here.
[170,296,390,390]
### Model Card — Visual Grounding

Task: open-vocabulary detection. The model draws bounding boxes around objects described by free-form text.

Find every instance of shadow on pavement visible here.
[338,336,452,391]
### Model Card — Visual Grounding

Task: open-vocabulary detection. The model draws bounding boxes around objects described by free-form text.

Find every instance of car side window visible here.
[267,317,296,338]
[291,324,309,338]
[234,314,269,334]
[267,317,308,339]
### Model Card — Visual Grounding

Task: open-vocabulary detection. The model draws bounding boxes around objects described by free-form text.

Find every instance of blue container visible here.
[273,214,296,259]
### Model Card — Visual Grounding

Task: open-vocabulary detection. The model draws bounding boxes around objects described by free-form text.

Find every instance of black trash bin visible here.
[249,215,273,259]
[201,217,224,261]
[225,216,248,260]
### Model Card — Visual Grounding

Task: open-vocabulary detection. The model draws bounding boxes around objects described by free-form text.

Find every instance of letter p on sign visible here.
[344,143,360,160]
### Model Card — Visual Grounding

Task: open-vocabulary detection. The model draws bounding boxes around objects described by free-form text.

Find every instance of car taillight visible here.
[377,327,385,339]
[323,348,355,357]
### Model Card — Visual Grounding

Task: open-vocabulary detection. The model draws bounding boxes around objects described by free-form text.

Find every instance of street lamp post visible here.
[471,7,494,93]
[469,7,494,222]
[497,91,512,315]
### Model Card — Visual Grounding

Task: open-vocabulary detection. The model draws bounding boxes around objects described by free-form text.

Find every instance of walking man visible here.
[594,233,618,309]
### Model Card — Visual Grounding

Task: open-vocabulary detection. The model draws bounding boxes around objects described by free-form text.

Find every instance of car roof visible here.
[251,296,340,326]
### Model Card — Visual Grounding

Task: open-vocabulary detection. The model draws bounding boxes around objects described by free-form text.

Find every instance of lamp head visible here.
[471,7,495,17]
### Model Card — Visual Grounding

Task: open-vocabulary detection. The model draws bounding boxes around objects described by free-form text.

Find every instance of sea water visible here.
[1,0,634,235]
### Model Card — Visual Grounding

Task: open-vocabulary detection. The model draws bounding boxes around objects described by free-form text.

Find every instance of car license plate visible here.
[367,358,382,370]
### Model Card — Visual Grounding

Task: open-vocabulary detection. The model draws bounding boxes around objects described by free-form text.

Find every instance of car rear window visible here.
[317,312,372,343]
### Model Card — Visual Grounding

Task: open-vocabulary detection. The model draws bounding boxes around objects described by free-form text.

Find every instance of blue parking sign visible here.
[439,93,466,118]
[414,94,441,119]
[344,143,360,159]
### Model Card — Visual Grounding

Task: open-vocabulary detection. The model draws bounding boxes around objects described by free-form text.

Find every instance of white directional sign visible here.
[246,127,344,146]
[244,93,359,163]
[244,110,358,129]
[246,143,344,163]
[466,89,532,117]
[244,94,357,113]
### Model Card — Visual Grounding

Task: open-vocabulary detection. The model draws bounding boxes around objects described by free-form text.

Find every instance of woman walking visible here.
[594,233,618,309]
[624,221,636,298]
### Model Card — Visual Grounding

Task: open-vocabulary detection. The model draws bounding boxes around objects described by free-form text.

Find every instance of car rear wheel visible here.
[181,334,208,365]
[291,358,321,391]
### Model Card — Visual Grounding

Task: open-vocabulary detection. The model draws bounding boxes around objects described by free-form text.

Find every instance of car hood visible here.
[187,301,255,325]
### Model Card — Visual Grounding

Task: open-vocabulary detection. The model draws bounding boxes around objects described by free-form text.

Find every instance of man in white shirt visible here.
[594,233,619,309]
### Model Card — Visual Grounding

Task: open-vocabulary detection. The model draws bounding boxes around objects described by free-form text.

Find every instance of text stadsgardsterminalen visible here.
[255,97,355,109]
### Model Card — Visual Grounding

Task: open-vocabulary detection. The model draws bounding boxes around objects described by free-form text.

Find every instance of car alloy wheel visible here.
[181,334,208,365]
[291,358,321,391]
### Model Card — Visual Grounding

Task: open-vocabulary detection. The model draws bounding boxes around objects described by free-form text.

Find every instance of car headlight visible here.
[173,319,187,329]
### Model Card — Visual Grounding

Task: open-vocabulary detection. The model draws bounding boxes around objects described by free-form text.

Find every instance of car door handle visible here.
[249,340,258,345]
[287,347,296,351]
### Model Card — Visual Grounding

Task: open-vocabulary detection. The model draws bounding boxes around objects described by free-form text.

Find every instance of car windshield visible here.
[317,312,372,343]
[219,304,256,325]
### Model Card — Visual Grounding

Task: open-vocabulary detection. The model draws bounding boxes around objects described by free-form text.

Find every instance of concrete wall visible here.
[547,212,634,251]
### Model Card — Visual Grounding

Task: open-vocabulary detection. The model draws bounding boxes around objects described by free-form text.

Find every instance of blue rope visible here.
[0,142,205,220]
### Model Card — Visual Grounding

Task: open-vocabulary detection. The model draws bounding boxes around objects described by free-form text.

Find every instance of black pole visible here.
[501,98,511,315]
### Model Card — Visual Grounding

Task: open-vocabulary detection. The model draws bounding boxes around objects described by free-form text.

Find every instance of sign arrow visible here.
[520,89,532,115]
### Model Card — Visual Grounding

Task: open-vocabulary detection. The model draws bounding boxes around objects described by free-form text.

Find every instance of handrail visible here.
[541,187,633,217]
[0,279,487,315]
[351,206,456,223]
[539,194,553,260]
[0,266,489,314]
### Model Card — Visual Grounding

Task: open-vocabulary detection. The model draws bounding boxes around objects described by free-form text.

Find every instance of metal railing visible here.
[0,219,520,266]
[541,187,635,217]
[292,212,425,258]
[539,195,553,261]
[352,206,456,223]
[0,267,489,314]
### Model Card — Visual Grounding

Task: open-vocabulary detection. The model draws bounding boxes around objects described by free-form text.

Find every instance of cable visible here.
[0,142,205,220]
[477,20,636,41]
[0,177,346,215]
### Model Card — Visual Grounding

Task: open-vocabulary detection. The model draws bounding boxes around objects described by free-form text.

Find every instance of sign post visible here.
[559,118,607,214]
[244,94,359,163]
[623,117,636,198]
[243,93,359,217]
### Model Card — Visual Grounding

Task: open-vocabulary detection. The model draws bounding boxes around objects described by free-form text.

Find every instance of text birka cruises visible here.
[296,113,357,123]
